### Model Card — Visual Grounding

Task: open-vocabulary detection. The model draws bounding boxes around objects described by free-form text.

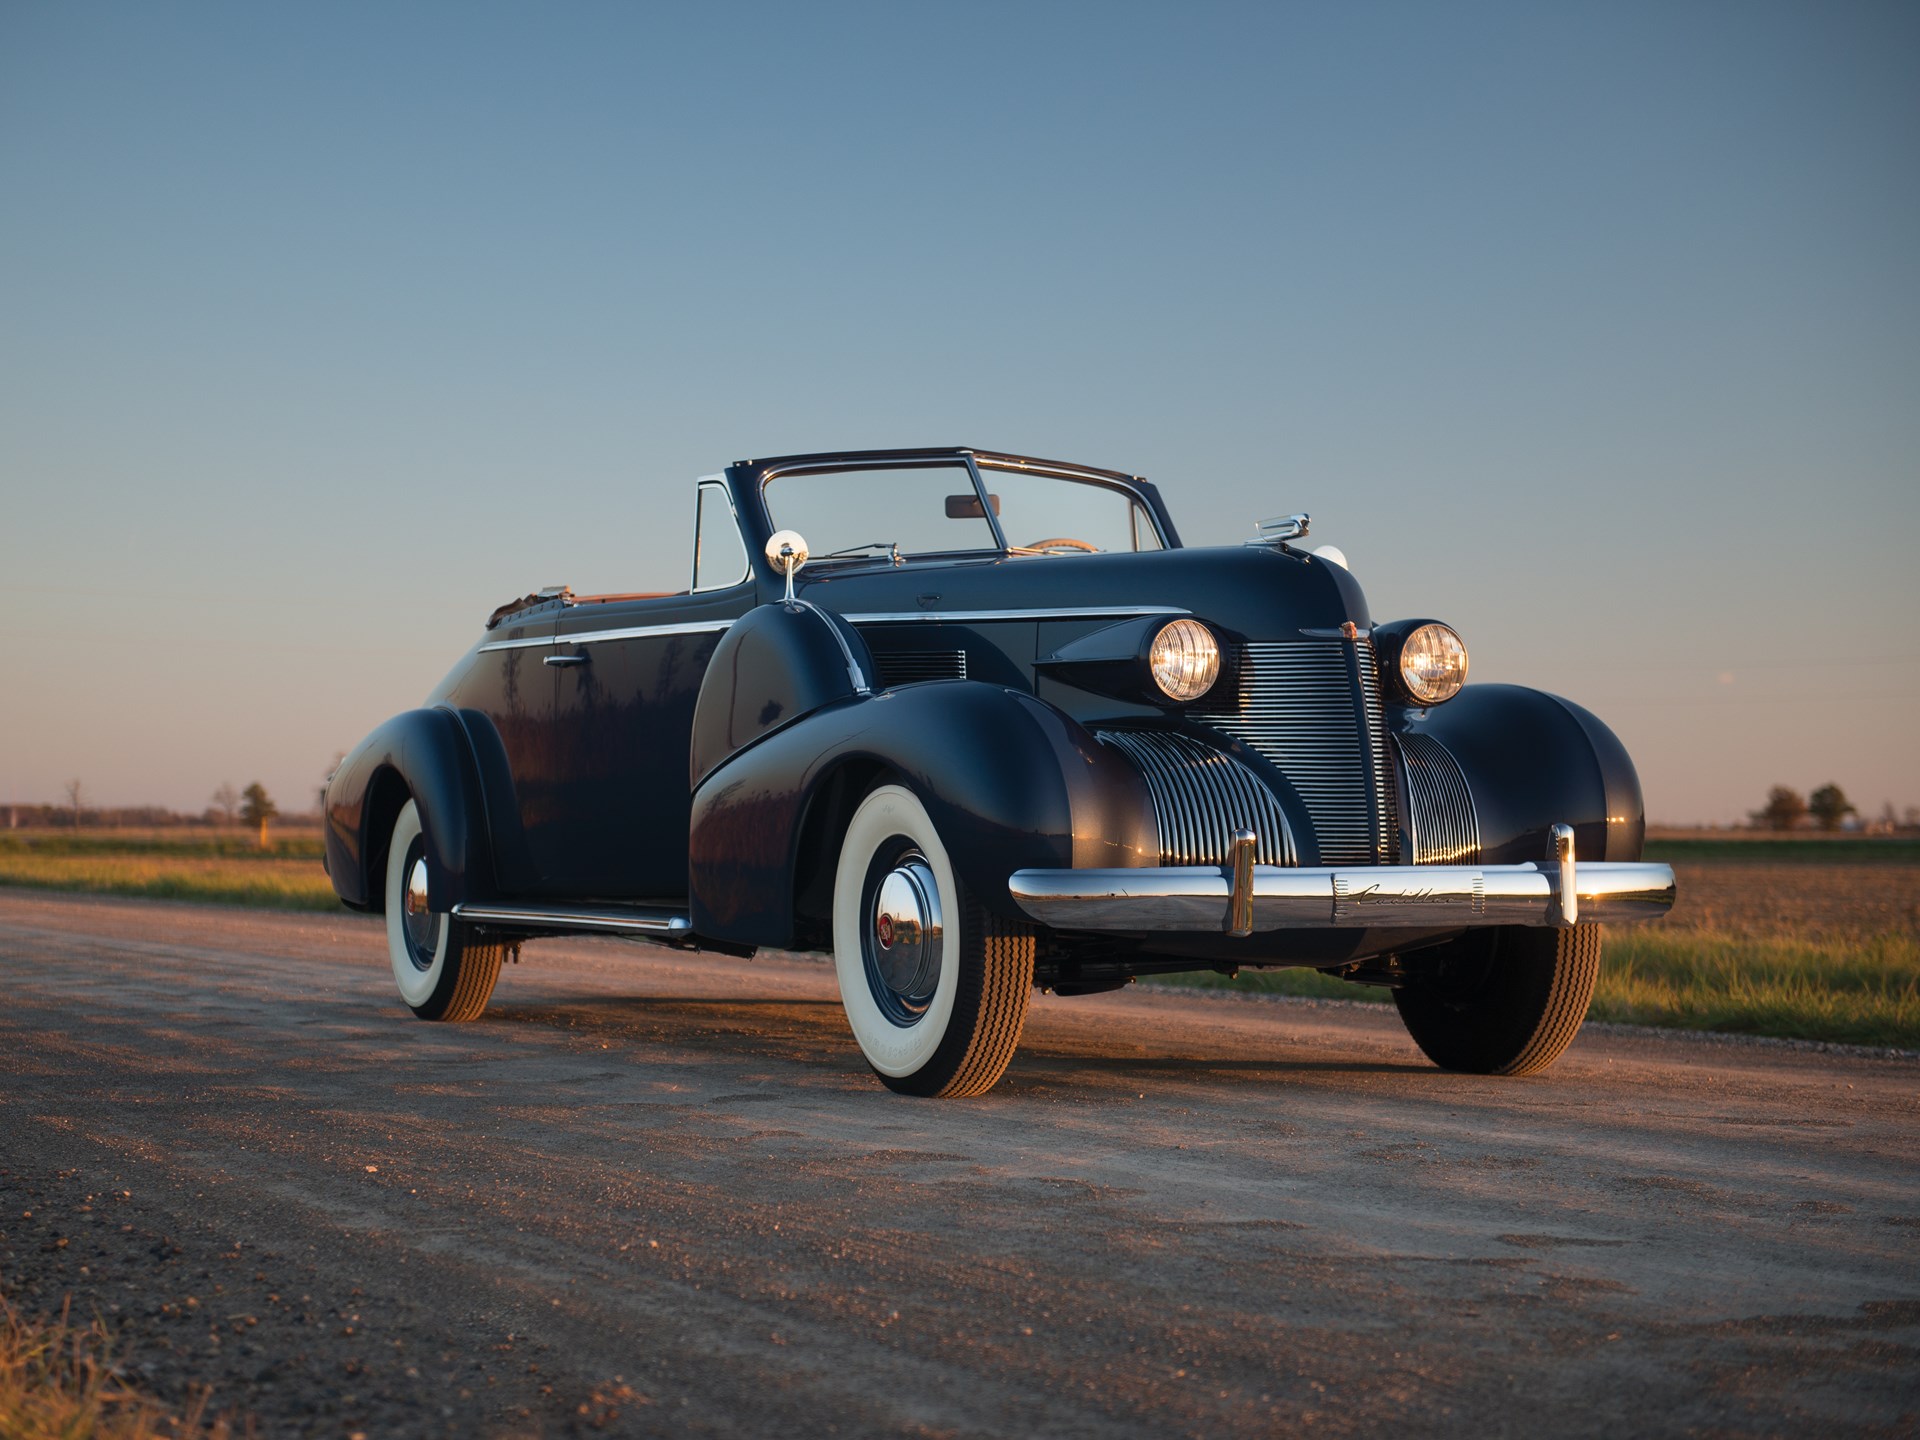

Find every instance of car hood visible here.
[791,543,1370,643]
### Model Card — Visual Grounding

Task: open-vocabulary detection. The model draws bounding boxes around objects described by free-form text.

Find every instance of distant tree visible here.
[240,782,279,848]
[64,778,86,830]
[211,781,241,824]
[1808,783,1856,833]
[1750,785,1806,832]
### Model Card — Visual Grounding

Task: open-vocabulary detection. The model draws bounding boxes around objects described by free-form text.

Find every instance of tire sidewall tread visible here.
[1393,924,1601,1077]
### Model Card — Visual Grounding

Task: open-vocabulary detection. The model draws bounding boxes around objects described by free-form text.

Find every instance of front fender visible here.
[688,682,1159,947]
[1404,684,1645,865]
[323,707,491,912]
[689,601,875,789]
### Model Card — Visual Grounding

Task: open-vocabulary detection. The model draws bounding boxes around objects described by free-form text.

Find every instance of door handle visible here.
[543,653,589,668]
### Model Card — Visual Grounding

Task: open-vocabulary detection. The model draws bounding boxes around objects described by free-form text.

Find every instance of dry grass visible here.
[0,833,324,860]
[0,1293,234,1439]
[1591,926,1916,1047]
[0,846,336,911]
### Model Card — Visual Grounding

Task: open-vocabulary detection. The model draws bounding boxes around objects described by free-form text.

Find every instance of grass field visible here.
[1150,851,1920,1050]
[1,832,1915,1048]
[0,833,335,911]
[0,830,324,859]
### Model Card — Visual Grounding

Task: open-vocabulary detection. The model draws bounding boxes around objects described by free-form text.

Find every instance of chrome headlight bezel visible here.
[1373,619,1468,706]
[1148,618,1221,703]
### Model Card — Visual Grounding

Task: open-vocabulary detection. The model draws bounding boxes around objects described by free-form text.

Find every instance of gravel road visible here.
[1,890,1915,1438]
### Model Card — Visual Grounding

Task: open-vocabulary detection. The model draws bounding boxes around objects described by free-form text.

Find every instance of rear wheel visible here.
[1392,924,1600,1076]
[831,785,1034,1097]
[384,800,504,1022]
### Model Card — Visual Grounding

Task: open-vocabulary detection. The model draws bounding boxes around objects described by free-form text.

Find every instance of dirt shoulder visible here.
[2,892,1916,1437]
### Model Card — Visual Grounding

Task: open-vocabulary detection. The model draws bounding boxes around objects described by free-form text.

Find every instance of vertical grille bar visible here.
[1192,640,1399,865]
[1095,730,1294,867]
[1396,731,1481,865]
[1353,642,1399,864]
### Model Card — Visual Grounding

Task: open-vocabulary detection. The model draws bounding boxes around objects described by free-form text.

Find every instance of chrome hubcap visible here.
[868,855,943,1018]
[403,854,441,967]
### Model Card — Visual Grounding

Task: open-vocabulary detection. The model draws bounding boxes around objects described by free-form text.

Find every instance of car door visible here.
[538,585,755,898]
[532,481,759,899]
[438,612,559,896]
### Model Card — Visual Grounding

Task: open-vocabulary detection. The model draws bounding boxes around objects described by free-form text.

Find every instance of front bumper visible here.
[1008,828,1674,936]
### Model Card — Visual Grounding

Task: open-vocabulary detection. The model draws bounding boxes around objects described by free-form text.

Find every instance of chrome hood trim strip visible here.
[842,606,1188,624]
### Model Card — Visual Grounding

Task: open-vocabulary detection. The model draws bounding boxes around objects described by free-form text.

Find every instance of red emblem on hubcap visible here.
[876,913,895,948]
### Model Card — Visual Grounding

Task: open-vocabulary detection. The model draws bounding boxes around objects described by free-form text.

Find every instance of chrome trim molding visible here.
[692,478,752,593]
[1095,729,1296,867]
[475,633,556,652]
[843,606,1188,624]
[792,599,870,695]
[482,619,735,653]
[451,902,692,938]
[1006,859,1675,934]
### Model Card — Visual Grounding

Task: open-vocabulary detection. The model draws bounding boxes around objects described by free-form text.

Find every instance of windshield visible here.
[761,462,1164,563]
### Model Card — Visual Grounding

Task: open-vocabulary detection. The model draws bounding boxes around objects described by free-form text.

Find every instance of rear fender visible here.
[323,708,491,912]
[689,683,1158,947]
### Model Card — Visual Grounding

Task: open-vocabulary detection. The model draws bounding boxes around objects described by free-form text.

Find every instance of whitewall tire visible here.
[831,785,1034,1097]
[384,800,504,1022]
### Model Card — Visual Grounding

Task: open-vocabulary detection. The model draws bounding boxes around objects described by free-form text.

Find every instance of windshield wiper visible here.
[816,541,903,565]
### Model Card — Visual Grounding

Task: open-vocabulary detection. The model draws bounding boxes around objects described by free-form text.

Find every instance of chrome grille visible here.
[1096,730,1295,867]
[1192,641,1398,865]
[1396,731,1481,865]
[873,649,967,687]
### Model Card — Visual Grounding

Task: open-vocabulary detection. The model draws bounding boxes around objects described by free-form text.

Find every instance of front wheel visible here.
[384,800,504,1022]
[1392,924,1601,1076]
[831,785,1034,1097]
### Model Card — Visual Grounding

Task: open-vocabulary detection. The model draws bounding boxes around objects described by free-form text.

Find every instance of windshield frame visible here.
[755,449,1172,568]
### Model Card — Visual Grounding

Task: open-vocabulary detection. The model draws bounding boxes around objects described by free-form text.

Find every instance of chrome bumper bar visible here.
[1007,828,1674,935]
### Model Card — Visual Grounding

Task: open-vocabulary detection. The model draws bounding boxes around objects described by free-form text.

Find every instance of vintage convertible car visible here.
[323,447,1675,1096]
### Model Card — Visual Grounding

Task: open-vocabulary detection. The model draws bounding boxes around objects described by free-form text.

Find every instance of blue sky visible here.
[2,1,1915,823]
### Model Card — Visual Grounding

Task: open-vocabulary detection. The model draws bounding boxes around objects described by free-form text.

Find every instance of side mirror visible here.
[765,529,809,603]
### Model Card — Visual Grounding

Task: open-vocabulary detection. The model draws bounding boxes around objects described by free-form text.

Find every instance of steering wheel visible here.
[1018,537,1100,554]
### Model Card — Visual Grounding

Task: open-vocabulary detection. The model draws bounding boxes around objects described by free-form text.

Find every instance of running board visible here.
[450,901,693,941]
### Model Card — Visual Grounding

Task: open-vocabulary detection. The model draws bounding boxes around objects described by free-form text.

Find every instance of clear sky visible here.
[2,1,1915,825]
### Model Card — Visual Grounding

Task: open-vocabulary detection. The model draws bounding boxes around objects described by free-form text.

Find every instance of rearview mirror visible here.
[945,493,1002,520]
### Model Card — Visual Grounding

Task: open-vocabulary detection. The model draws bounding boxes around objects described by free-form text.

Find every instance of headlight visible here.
[1149,619,1220,702]
[1399,623,1468,704]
